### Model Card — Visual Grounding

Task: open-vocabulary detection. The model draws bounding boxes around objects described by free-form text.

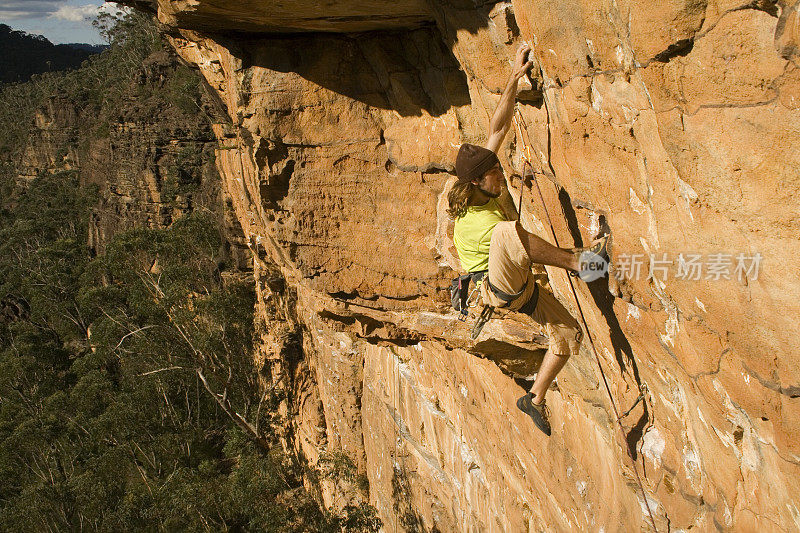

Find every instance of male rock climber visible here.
[448,43,606,436]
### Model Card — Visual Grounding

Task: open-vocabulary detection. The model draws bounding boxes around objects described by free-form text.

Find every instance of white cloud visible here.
[1,1,131,43]
[50,4,99,22]
[48,2,127,22]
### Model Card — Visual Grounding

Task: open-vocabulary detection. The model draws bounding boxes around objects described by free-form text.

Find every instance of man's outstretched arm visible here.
[486,43,534,154]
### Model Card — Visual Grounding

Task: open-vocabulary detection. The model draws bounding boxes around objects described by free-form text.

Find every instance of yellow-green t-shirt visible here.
[453,197,508,272]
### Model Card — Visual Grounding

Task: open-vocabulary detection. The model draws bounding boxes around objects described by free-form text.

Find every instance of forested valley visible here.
[0,11,379,532]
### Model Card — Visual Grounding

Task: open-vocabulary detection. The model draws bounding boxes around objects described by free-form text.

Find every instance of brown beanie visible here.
[455,143,500,182]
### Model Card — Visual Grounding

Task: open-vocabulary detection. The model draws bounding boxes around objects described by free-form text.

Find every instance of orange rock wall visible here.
[135,0,800,530]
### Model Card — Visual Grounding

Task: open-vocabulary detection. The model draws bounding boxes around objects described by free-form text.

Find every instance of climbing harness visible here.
[451,270,486,321]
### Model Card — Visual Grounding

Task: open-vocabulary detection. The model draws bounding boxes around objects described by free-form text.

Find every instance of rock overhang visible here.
[118,0,437,33]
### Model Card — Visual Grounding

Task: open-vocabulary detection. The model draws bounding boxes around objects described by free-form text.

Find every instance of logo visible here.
[578,250,608,282]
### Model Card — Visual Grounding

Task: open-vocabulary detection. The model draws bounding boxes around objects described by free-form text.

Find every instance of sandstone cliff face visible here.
[130,1,800,530]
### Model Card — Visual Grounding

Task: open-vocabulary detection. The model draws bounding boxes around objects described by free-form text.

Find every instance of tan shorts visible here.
[480,221,582,356]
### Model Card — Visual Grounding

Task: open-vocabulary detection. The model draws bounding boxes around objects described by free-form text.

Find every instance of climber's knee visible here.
[546,322,582,358]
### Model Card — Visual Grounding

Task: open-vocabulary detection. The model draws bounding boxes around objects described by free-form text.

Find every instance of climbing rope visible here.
[513,79,659,531]
[459,47,658,528]
[393,347,400,533]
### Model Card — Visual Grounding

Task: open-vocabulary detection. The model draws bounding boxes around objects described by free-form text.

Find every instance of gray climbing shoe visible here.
[516,393,551,436]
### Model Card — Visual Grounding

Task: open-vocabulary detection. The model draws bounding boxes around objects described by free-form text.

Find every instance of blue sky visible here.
[0,1,128,44]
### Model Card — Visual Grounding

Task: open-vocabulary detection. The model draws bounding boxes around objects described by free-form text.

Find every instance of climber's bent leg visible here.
[514,221,579,271]
[528,286,582,404]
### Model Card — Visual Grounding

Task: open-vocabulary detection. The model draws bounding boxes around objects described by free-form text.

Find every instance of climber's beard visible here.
[478,186,501,199]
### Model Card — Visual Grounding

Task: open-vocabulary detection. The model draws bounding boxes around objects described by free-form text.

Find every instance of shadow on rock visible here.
[557,188,649,457]
[472,339,546,382]
[220,26,472,117]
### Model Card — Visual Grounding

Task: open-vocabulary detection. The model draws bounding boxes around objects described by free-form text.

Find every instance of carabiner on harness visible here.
[458,282,483,322]
[466,279,483,308]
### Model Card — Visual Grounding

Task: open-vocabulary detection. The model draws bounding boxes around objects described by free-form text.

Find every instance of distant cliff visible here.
[2,19,243,259]
[0,24,105,84]
[118,1,800,531]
